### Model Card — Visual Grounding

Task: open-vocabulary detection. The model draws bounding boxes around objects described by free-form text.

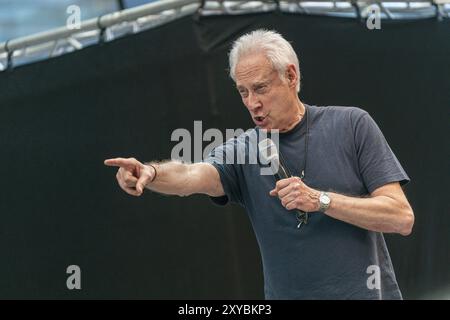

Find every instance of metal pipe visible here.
[0,0,447,55]
[0,0,199,54]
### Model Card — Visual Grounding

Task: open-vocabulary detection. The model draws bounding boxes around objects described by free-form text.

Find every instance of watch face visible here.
[320,194,330,205]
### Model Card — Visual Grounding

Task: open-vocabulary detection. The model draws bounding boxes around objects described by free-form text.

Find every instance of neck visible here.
[279,100,305,133]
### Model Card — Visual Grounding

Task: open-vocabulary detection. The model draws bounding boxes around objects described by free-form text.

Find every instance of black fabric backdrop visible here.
[0,13,448,299]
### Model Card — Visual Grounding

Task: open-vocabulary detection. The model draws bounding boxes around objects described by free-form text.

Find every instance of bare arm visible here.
[143,161,225,197]
[270,178,414,236]
[104,157,224,197]
[325,182,414,236]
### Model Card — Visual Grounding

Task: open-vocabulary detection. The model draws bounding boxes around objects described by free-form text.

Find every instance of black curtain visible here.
[0,13,448,299]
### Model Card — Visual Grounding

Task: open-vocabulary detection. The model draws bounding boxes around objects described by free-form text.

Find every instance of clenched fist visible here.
[104,157,156,196]
[269,176,320,212]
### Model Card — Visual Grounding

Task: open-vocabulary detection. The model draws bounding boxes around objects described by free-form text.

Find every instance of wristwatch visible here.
[318,191,331,212]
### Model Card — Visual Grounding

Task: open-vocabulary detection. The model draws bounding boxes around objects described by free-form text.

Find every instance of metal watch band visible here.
[319,191,330,212]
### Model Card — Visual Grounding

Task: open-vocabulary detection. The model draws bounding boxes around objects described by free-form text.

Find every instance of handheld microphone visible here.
[258,138,308,227]
[258,138,288,180]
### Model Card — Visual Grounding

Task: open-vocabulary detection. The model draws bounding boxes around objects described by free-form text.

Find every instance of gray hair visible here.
[228,29,301,93]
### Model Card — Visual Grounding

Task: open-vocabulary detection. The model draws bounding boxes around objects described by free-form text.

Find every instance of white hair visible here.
[229,29,301,93]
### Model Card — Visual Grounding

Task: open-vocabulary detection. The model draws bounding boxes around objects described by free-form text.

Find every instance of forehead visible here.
[235,53,276,86]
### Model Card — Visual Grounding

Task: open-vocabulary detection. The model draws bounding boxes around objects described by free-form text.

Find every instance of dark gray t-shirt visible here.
[204,104,409,299]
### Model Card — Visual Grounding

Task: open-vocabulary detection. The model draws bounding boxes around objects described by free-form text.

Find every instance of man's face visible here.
[235,53,297,131]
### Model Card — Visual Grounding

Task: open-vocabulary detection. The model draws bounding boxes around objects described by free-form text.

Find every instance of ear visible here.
[285,64,297,89]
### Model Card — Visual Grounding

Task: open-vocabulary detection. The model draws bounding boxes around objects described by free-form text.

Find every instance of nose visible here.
[246,91,262,112]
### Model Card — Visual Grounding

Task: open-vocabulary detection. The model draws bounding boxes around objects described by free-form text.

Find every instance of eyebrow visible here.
[253,81,268,88]
[236,81,269,90]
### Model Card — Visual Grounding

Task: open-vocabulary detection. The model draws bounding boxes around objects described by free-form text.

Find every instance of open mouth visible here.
[254,112,269,123]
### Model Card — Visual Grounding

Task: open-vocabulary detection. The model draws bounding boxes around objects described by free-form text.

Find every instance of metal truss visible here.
[199,1,450,19]
[0,0,199,71]
[0,0,448,71]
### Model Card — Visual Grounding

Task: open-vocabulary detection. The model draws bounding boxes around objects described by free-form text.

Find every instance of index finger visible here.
[275,177,298,191]
[104,158,135,168]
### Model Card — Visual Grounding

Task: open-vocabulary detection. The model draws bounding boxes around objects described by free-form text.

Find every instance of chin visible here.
[258,125,274,132]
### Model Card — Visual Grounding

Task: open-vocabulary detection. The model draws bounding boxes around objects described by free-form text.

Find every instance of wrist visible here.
[318,191,331,212]
[145,163,158,183]
[306,189,321,212]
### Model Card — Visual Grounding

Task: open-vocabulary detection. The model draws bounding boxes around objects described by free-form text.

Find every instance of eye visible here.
[255,84,267,94]
[238,89,248,98]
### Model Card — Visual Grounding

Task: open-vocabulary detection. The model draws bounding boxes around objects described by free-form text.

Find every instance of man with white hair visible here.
[105,30,414,299]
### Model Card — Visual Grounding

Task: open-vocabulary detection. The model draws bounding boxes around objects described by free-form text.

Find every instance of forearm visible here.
[143,161,224,197]
[144,160,192,196]
[325,192,414,235]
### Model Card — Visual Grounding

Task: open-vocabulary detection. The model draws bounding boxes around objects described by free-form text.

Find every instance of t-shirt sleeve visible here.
[203,139,244,207]
[353,110,410,194]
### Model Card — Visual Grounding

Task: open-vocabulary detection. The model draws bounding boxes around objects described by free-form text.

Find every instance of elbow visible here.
[398,207,415,236]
